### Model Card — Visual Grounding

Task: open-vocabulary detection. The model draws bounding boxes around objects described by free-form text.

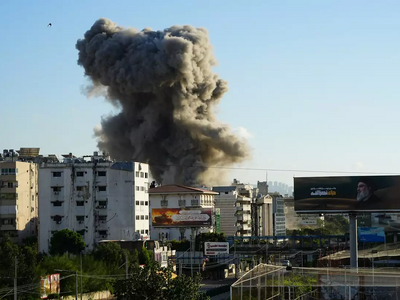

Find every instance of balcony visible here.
[191,199,200,207]
[51,191,65,202]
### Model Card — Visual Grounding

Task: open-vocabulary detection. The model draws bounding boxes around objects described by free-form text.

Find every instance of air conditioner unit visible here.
[54,192,59,195]
[56,221,61,225]
[79,221,83,224]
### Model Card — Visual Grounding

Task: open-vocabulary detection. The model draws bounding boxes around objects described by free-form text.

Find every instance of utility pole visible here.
[125,251,129,279]
[14,257,17,300]
[75,271,78,300]
[80,253,83,300]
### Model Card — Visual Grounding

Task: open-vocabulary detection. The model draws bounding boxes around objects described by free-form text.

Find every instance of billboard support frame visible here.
[349,213,358,269]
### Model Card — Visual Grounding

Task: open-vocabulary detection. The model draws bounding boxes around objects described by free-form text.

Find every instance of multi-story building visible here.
[271,193,286,236]
[213,180,254,237]
[149,184,218,241]
[0,148,39,244]
[255,195,273,236]
[38,152,149,253]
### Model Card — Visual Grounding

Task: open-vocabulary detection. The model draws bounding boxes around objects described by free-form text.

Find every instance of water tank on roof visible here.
[93,151,99,156]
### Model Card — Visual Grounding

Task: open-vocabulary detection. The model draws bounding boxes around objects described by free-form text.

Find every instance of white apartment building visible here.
[149,184,218,241]
[39,152,149,253]
[0,148,39,244]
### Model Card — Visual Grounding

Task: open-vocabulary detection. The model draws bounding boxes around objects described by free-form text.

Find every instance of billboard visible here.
[40,273,60,299]
[152,208,212,227]
[358,227,385,242]
[204,242,229,256]
[294,175,400,212]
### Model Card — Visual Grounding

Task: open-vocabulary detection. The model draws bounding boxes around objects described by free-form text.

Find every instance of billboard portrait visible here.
[152,208,212,227]
[358,227,385,243]
[294,175,400,212]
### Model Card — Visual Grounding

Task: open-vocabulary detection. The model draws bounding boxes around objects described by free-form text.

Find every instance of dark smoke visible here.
[76,18,250,185]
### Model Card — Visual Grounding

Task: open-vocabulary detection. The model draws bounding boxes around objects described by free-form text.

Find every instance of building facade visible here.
[39,152,149,253]
[0,149,39,243]
[149,184,218,241]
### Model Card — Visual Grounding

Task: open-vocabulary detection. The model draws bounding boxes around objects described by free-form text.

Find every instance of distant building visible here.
[212,186,238,236]
[271,193,286,236]
[38,152,149,253]
[0,148,39,244]
[148,184,218,241]
[255,195,273,236]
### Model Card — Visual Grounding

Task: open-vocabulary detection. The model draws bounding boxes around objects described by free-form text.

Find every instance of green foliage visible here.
[139,246,152,266]
[49,229,85,256]
[113,263,209,300]
[169,239,190,251]
[195,232,226,250]
[288,215,350,237]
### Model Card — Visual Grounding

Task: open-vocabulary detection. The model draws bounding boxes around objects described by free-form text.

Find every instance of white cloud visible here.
[233,126,254,139]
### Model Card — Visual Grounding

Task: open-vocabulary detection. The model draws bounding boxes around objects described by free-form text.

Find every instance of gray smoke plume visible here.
[76,18,250,186]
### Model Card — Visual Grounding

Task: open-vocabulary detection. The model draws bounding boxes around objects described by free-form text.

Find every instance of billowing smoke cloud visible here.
[76,18,250,186]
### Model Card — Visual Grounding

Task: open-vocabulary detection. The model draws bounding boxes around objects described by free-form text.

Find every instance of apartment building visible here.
[212,181,254,237]
[149,184,218,241]
[39,152,149,253]
[0,148,39,244]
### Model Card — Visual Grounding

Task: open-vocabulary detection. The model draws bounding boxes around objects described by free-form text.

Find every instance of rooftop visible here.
[148,184,218,195]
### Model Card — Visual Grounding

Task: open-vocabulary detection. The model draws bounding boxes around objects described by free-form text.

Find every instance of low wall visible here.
[62,290,113,300]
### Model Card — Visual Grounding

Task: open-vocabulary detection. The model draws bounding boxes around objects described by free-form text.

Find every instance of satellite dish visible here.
[133,232,141,241]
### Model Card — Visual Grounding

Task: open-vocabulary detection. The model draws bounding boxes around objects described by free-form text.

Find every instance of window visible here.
[98,201,107,207]
[76,172,84,177]
[1,168,17,175]
[145,229,149,234]
[140,201,144,206]
[145,172,148,178]
[141,215,145,220]
[7,182,13,188]
[77,229,85,236]
[98,186,106,192]
[145,215,149,220]
[52,187,62,192]
[140,186,145,191]
[76,186,84,191]
[140,172,144,178]
[145,201,148,206]
[136,201,139,205]
[98,230,107,236]
[52,201,62,207]
[0,193,17,200]
[76,201,84,206]
[135,171,139,177]
[136,186,140,191]
[76,216,84,221]
[52,172,62,177]
[1,218,15,225]
[32,195,34,201]
[97,171,106,177]
[141,229,145,234]
[136,215,140,220]
[99,215,107,221]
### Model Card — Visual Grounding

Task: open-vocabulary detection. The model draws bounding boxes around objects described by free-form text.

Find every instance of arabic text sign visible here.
[204,242,229,256]
[152,208,212,227]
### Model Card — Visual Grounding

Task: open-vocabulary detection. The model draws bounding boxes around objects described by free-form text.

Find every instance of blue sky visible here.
[1,1,400,186]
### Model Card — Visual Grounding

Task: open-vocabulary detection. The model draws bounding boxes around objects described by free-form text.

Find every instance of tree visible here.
[139,246,151,266]
[93,242,123,268]
[113,263,209,300]
[49,229,85,256]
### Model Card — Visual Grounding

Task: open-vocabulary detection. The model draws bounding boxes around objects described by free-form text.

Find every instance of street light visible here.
[55,269,78,300]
